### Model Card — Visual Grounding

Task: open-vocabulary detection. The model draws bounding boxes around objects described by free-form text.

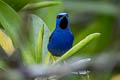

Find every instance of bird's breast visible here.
[50,31,73,48]
[48,30,74,56]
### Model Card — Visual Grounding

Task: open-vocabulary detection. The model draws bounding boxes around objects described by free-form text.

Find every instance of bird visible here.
[47,12,74,57]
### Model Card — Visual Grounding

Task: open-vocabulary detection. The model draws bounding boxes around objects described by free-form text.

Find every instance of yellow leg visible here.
[86,70,90,80]
[77,72,85,80]
[64,60,67,64]
[81,75,85,80]
[51,55,55,64]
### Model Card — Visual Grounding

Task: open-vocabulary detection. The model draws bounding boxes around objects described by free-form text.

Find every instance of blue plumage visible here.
[47,13,74,57]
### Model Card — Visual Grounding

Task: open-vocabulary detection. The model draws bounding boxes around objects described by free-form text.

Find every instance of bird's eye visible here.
[57,15,62,19]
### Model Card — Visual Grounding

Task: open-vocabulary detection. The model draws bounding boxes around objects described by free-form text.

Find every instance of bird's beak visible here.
[63,16,66,18]
[62,16,67,20]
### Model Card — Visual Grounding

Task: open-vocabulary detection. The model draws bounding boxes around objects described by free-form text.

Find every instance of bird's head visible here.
[56,12,69,30]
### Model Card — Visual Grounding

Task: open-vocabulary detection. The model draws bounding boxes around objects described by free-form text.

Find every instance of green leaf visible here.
[31,14,51,62]
[43,52,51,65]
[2,0,31,11]
[54,33,101,64]
[22,1,62,11]
[0,0,22,46]
[36,25,44,63]
[0,59,7,71]
[22,49,35,65]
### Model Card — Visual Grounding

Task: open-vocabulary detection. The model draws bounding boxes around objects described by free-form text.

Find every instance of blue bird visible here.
[47,12,74,57]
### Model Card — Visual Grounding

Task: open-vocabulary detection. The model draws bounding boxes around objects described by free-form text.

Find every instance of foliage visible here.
[0,0,119,80]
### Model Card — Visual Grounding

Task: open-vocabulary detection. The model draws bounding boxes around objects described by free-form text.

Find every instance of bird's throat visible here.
[59,17,68,29]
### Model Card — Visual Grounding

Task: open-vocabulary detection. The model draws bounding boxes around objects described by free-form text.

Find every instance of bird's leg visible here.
[51,55,55,64]
[86,70,90,80]
[81,75,85,80]
[64,60,67,64]
[77,72,85,80]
